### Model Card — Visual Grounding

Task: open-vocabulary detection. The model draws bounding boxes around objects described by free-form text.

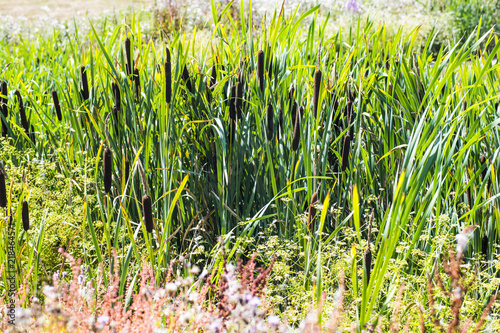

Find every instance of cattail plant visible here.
[51,90,62,121]
[364,246,372,284]
[142,195,153,233]
[480,155,487,182]
[266,103,273,141]
[124,160,130,183]
[103,147,113,194]
[482,235,488,260]
[15,90,29,133]
[292,103,300,151]
[345,101,354,137]
[0,168,6,208]
[313,69,322,118]
[257,50,265,92]
[1,81,8,136]
[307,192,318,232]
[165,47,172,104]
[182,64,193,93]
[210,64,217,89]
[22,200,29,232]
[80,66,89,101]
[112,82,120,112]
[133,68,140,98]
[341,134,351,171]
[125,37,132,76]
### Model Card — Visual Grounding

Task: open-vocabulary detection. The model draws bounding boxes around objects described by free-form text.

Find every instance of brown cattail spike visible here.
[15,90,29,133]
[257,50,265,92]
[341,134,351,171]
[80,66,89,100]
[182,65,193,93]
[480,155,487,182]
[165,47,172,104]
[1,81,8,136]
[308,192,318,231]
[481,235,488,260]
[0,169,6,207]
[133,68,140,98]
[103,147,113,194]
[124,160,130,182]
[313,70,322,118]
[51,90,62,121]
[112,82,120,111]
[142,195,153,233]
[22,200,29,231]
[292,103,300,151]
[364,247,372,284]
[125,37,132,76]
[266,103,273,141]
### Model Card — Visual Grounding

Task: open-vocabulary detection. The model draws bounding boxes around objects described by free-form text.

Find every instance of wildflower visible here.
[96,315,109,330]
[267,315,280,326]
[78,274,84,284]
[345,0,362,14]
[166,282,177,294]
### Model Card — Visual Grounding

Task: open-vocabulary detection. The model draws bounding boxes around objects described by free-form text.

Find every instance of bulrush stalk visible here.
[142,195,153,233]
[182,64,193,93]
[292,103,300,151]
[308,192,318,231]
[125,37,132,76]
[364,247,372,284]
[1,81,8,136]
[313,69,322,118]
[0,169,6,208]
[257,50,265,92]
[112,82,120,111]
[236,81,243,119]
[165,47,172,104]
[15,90,29,133]
[51,90,62,121]
[480,155,487,182]
[267,103,273,141]
[22,200,29,232]
[80,66,89,100]
[134,68,140,98]
[103,147,113,194]
[341,134,351,171]
[482,235,488,260]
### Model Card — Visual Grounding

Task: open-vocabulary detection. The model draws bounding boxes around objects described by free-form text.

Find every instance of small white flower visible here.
[166,282,177,294]
[267,315,280,326]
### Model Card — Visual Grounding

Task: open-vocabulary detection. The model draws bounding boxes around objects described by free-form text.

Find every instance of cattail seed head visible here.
[341,134,351,171]
[229,85,237,121]
[291,101,297,128]
[103,147,113,194]
[51,90,62,121]
[142,195,153,233]
[236,82,243,120]
[124,160,130,182]
[257,50,265,92]
[0,169,5,208]
[289,85,295,103]
[266,103,273,141]
[165,48,172,104]
[80,66,89,100]
[308,192,318,231]
[133,68,140,98]
[364,247,372,284]
[313,70,322,118]
[112,82,120,111]
[22,200,29,231]
[125,37,132,76]
[15,90,29,133]
[482,235,488,259]
[182,65,193,93]
[292,103,300,151]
